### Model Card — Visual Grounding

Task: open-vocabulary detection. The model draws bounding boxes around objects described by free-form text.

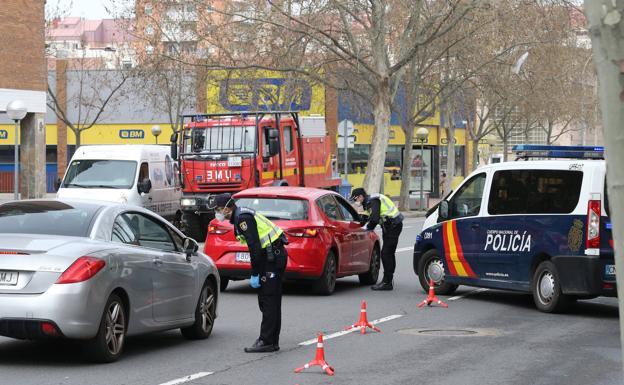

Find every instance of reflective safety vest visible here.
[366,193,400,220]
[235,208,284,248]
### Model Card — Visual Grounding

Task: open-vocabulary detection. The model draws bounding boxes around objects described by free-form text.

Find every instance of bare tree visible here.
[47,58,130,148]
[585,0,624,368]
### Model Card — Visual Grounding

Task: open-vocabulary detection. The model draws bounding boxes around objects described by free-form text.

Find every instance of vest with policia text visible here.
[365,193,400,221]
[235,207,284,248]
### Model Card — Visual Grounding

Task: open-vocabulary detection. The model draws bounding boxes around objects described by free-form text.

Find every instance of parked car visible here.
[57,145,182,227]
[0,199,219,362]
[205,187,381,295]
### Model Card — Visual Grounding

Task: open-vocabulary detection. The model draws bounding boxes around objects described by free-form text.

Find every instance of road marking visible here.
[158,372,214,385]
[396,247,413,253]
[448,288,489,301]
[298,314,403,346]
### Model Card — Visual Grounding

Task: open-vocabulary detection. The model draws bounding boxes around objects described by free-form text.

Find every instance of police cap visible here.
[212,193,234,209]
[350,187,367,201]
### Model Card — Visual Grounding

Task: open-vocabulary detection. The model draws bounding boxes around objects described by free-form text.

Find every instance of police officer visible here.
[213,193,288,353]
[350,188,403,291]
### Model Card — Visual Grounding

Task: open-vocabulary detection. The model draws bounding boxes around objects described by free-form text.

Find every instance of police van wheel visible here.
[359,247,380,285]
[314,251,337,295]
[532,261,574,313]
[418,249,458,295]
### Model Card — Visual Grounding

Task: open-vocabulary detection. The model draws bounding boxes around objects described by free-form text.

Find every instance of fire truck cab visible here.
[171,111,340,241]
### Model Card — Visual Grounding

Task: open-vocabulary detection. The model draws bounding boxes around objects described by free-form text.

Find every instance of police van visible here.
[413,145,615,313]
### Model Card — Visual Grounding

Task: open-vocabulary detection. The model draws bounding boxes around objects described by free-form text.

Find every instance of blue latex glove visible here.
[250,275,261,288]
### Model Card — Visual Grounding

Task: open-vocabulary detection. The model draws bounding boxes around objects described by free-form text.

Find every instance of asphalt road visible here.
[0,217,621,385]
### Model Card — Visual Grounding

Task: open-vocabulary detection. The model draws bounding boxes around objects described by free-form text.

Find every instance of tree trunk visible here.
[398,124,415,211]
[75,129,81,148]
[502,138,508,162]
[472,137,480,171]
[445,127,455,194]
[363,84,392,194]
[585,0,624,369]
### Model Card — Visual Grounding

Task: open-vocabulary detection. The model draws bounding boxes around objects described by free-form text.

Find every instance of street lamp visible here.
[151,125,162,144]
[6,100,27,201]
[415,127,429,210]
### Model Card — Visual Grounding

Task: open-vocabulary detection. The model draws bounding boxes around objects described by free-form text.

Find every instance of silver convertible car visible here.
[0,199,220,362]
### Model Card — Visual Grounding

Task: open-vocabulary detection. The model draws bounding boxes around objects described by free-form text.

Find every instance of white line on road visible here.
[448,288,489,301]
[298,314,404,346]
[396,247,413,253]
[158,372,214,385]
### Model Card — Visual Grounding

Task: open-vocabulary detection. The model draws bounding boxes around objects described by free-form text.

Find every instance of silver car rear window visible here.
[0,201,99,237]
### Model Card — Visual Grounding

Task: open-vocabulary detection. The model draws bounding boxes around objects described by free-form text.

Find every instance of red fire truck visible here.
[170,111,341,240]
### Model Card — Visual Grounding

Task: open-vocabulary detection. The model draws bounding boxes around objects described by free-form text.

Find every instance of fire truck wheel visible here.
[182,212,208,242]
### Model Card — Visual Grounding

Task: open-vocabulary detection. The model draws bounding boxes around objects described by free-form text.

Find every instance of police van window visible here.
[488,170,583,215]
[283,126,294,153]
[450,173,486,219]
[317,195,342,221]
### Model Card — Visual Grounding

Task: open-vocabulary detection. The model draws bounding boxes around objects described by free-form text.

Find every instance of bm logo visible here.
[0,130,7,140]
[119,129,145,139]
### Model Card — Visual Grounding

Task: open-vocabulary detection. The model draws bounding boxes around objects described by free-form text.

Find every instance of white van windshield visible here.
[184,125,256,154]
[63,160,137,189]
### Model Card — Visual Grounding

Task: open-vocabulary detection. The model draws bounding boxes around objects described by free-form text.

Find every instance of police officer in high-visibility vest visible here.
[350,188,403,291]
[213,193,288,353]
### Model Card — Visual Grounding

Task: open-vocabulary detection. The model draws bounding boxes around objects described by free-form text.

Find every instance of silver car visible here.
[0,199,219,362]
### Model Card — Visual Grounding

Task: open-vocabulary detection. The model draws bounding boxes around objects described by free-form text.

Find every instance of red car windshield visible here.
[235,198,308,220]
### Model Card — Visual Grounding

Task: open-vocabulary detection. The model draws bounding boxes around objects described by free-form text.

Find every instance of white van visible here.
[57,145,182,225]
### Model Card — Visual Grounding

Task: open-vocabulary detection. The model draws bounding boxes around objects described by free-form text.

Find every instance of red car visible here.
[204,187,381,295]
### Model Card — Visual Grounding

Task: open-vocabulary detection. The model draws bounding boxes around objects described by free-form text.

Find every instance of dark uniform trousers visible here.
[381,220,403,280]
[258,242,287,346]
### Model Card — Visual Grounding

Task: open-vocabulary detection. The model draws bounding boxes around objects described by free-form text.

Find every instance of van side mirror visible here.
[183,237,199,261]
[138,178,152,194]
[170,133,178,160]
[54,177,62,191]
[439,200,449,220]
[268,128,279,157]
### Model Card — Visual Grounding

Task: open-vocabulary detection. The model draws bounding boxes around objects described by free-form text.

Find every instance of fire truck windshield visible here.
[184,125,256,154]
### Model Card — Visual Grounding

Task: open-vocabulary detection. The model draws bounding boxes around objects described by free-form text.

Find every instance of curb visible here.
[400,211,427,218]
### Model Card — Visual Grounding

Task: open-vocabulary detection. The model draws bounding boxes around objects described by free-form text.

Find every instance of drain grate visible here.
[398,328,484,336]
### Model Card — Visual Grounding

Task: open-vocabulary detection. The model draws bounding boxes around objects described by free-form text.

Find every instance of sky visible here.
[47,0,128,19]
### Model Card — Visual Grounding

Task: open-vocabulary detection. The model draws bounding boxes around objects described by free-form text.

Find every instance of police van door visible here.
[442,172,487,280]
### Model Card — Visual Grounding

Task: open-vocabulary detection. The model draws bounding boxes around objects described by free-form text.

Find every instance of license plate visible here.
[0,271,18,286]
[228,156,242,167]
[235,252,250,263]
[605,264,616,276]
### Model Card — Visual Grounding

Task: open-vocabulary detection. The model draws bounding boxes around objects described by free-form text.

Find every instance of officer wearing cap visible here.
[212,193,288,353]
[350,187,403,291]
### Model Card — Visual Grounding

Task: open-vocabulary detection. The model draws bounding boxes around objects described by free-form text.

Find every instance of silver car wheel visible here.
[105,301,125,355]
[426,258,445,284]
[199,286,215,333]
[538,271,556,305]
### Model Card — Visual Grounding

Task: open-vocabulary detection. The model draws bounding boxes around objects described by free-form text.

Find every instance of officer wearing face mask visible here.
[350,188,403,291]
[212,193,288,353]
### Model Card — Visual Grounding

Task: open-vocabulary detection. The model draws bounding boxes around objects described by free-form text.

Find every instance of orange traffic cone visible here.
[344,300,381,334]
[417,279,448,308]
[294,333,334,376]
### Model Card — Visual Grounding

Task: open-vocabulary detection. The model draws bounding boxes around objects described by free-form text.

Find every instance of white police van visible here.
[413,145,615,312]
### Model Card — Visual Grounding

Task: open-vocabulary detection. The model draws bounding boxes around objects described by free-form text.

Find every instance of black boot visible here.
[371,277,393,291]
[244,339,278,353]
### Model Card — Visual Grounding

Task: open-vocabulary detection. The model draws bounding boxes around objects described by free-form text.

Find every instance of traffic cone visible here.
[294,333,334,376]
[344,300,381,334]
[417,279,448,308]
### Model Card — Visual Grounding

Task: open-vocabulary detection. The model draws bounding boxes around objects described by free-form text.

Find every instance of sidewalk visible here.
[0,193,56,203]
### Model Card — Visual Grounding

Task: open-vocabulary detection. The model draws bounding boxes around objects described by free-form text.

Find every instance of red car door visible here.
[317,194,353,274]
[335,195,370,272]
